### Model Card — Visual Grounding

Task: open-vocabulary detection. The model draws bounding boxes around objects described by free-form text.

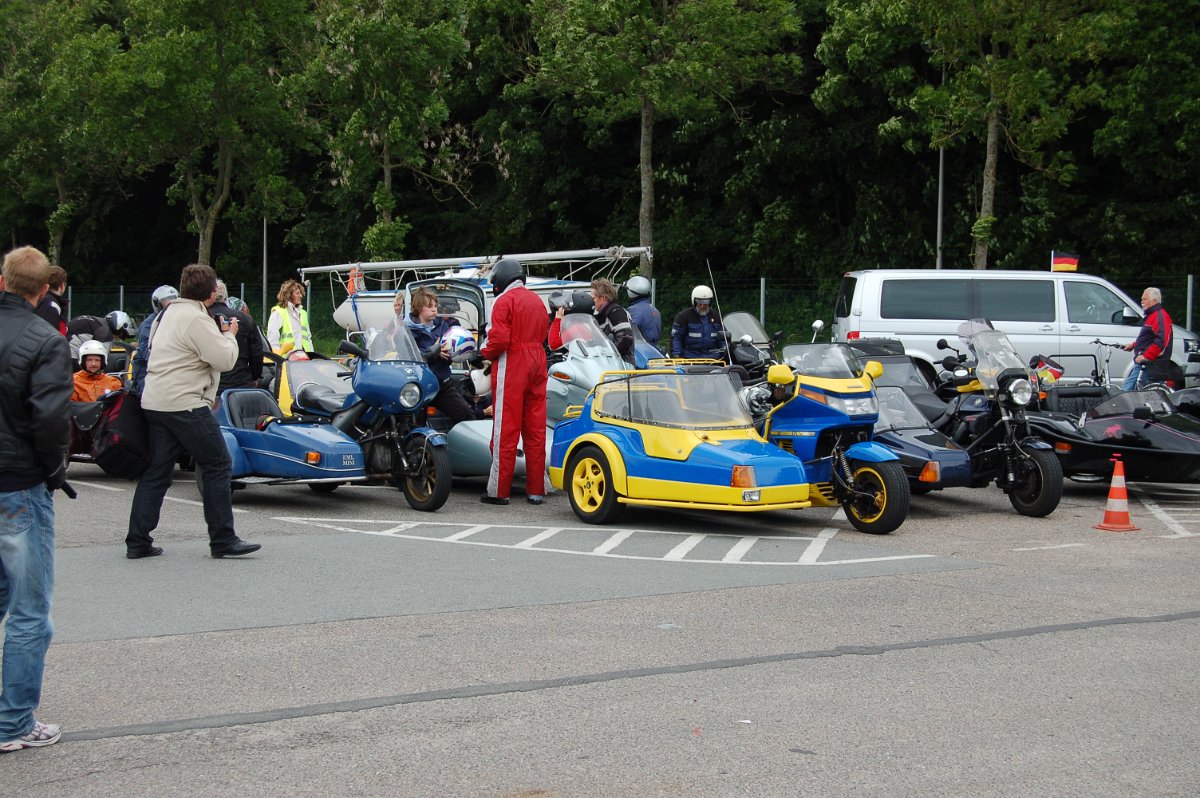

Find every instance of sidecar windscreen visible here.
[1086,389,1177,420]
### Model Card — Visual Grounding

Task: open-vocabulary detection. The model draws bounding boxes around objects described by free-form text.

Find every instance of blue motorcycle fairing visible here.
[352,359,441,415]
[1017,436,1053,451]
[844,440,900,463]
[403,427,448,448]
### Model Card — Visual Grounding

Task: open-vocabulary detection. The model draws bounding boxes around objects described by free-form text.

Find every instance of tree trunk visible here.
[190,140,234,266]
[638,97,655,278]
[50,170,68,266]
[972,105,1001,270]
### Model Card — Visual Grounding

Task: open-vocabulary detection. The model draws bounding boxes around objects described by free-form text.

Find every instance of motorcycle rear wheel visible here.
[842,460,910,535]
[399,436,452,512]
[1007,448,1062,517]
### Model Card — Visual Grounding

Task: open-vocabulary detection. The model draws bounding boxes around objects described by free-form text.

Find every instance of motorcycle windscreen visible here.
[723,311,771,346]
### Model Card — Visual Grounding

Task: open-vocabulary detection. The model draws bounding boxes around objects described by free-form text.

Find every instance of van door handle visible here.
[1066,325,1081,332]
[1040,325,1054,332]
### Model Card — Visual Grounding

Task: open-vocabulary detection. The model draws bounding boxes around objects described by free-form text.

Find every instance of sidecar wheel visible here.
[400,437,452,512]
[1008,449,1062,517]
[566,445,624,524]
[842,460,909,535]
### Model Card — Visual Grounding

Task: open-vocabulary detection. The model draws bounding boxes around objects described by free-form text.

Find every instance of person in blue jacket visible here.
[625,275,661,346]
[129,285,178,396]
[671,284,726,359]
[404,287,477,424]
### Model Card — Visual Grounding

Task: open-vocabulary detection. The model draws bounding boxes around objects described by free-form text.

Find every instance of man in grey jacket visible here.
[0,246,71,752]
[125,264,261,559]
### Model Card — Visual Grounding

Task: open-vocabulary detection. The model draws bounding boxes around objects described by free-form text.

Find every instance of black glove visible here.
[45,463,67,491]
[45,463,75,497]
[468,353,486,369]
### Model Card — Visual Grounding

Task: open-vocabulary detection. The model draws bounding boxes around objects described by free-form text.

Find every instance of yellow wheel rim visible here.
[849,466,886,523]
[570,456,607,513]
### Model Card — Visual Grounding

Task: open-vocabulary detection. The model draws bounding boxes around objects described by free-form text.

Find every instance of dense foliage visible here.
[1,1,1196,316]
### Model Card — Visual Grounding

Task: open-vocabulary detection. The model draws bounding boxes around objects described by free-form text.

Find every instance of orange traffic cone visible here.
[1094,456,1139,532]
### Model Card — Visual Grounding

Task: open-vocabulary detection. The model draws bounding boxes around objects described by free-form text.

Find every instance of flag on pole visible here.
[1051,250,1079,272]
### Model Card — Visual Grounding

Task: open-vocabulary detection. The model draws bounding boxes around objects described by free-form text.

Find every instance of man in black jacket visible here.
[0,246,71,753]
[209,279,263,394]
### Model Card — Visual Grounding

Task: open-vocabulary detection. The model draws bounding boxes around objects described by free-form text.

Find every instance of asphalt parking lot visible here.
[6,463,1200,796]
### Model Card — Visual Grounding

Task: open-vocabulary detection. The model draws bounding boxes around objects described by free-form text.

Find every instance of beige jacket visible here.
[142,298,238,412]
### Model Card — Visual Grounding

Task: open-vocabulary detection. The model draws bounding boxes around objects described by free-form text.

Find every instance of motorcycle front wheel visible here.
[842,460,910,535]
[399,436,453,512]
[1007,448,1063,517]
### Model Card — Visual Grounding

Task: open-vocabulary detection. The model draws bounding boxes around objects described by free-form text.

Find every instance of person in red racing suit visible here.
[479,258,550,505]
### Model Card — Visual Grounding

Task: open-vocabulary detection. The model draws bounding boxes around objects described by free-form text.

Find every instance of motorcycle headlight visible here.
[1007,378,1033,406]
[825,392,879,418]
[399,382,422,409]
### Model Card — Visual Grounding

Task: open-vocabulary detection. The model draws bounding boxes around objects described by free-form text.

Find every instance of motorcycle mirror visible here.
[1132,406,1154,421]
[810,319,825,343]
[739,334,753,344]
[338,340,366,359]
[936,338,949,350]
[772,330,783,342]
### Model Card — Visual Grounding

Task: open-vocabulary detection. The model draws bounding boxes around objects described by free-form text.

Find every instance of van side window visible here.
[880,279,970,320]
[977,280,1055,322]
[1065,282,1127,325]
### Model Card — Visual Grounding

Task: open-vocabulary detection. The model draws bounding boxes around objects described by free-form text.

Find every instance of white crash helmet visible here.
[151,285,178,313]
[471,367,491,397]
[106,310,136,337]
[626,275,651,299]
[441,327,477,362]
[78,339,109,370]
[691,285,714,306]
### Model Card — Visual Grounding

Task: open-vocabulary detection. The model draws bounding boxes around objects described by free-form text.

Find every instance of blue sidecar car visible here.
[214,388,366,493]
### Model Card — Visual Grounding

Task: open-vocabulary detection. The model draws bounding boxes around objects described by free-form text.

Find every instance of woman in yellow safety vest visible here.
[267,279,313,355]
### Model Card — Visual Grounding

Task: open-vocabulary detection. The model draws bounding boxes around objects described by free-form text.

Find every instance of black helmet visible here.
[490,257,525,297]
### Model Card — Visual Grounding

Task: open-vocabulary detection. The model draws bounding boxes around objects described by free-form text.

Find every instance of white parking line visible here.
[165,495,248,514]
[444,524,490,541]
[722,536,759,563]
[593,529,636,555]
[1129,486,1198,539]
[515,527,564,549]
[1012,543,1089,551]
[66,480,125,492]
[273,517,939,566]
[664,534,707,561]
[799,529,839,563]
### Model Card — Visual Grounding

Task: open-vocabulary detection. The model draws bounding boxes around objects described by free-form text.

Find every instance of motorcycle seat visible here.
[223,389,285,430]
[296,382,347,413]
[1042,385,1115,416]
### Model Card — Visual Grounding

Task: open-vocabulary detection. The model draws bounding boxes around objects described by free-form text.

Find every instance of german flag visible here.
[1051,250,1079,272]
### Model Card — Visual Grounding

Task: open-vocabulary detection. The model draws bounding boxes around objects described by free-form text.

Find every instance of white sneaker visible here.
[0,721,61,752]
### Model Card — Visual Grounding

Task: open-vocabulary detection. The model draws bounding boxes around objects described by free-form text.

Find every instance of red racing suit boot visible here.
[481,282,550,499]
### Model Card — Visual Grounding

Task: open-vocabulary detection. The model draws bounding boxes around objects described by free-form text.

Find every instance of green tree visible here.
[0,0,123,266]
[305,0,470,262]
[528,0,803,277]
[818,0,1111,269]
[96,0,311,266]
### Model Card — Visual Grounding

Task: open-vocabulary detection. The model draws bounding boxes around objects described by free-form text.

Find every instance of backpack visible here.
[90,389,152,479]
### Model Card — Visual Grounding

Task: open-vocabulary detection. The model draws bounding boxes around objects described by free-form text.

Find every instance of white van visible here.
[833,269,1198,387]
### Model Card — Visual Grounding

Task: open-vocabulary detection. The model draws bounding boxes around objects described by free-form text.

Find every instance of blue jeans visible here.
[126,408,238,551]
[0,486,55,741]
[1122,363,1145,392]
